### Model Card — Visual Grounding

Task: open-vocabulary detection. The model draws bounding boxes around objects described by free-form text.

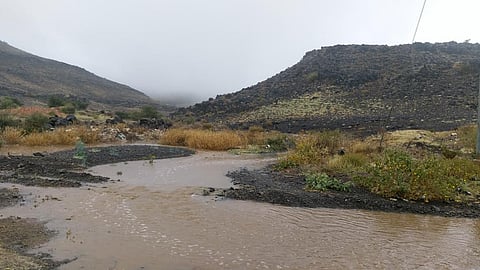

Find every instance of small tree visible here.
[47,96,66,107]
[24,113,49,133]
[61,103,76,114]
[140,105,160,119]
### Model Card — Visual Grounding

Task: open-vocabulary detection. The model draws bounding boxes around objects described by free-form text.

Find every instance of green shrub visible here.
[266,135,290,152]
[0,96,22,109]
[274,158,299,170]
[73,100,89,110]
[47,96,66,107]
[61,103,76,114]
[139,105,161,119]
[23,113,49,133]
[327,153,369,172]
[0,113,19,129]
[305,173,352,192]
[354,149,480,201]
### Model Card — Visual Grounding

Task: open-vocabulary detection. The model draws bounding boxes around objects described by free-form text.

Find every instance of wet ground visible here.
[0,145,194,269]
[226,167,480,218]
[2,144,480,269]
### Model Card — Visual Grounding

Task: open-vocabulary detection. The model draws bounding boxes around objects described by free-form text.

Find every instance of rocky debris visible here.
[46,114,77,129]
[105,115,124,125]
[0,188,22,208]
[138,118,171,129]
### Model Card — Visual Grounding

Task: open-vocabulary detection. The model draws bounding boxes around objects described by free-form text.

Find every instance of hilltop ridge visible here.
[178,42,480,133]
[0,41,157,108]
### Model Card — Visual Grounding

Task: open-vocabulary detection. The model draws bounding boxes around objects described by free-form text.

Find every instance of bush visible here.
[73,100,89,110]
[305,173,352,192]
[140,105,161,119]
[279,131,345,168]
[0,113,19,129]
[266,135,290,152]
[0,96,22,109]
[47,96,66,107]
[354,149,480,201]
[61,103,76,114]
[23,113,49,133]
[327,153,369,172]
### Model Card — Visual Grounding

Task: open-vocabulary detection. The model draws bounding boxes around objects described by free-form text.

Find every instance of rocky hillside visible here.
[178,42,480,134]
[0,41,156,108]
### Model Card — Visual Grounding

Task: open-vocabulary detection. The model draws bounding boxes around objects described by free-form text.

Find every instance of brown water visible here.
[2,152,480,269]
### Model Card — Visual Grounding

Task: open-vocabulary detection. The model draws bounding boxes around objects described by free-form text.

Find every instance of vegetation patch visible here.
[0,96,22,109]
[160,127,291,152]
[276,127,480,203]
[354,149,480,202]
[278,130,346,169]
[160,128,246,151]
[305,172,352,192]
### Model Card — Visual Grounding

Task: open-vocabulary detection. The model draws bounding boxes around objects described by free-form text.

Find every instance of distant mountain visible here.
[178,42,480,134]
[0,41,157,108]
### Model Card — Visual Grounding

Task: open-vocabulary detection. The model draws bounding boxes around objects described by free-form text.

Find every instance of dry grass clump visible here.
[456,124,476,150]
[22,129,75,146]
[277,130,346,169]
[3,126,101,146]
[160,128,247,151]
[349,140,379,154]
[74,126,100,144]
[1,127,23,144]
[326,153,369,172]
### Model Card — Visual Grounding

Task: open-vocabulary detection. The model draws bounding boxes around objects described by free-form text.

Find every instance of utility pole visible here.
[477,74,480,155]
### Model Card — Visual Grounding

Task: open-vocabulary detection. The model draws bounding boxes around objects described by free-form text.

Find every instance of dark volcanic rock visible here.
[177,42,480,134]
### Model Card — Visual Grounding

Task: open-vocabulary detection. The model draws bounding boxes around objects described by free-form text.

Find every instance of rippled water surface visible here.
[2,151,480,269]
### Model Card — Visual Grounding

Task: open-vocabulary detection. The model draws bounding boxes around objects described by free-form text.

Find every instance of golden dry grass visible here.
[0,127,23,144]
[457,124,476,150]
[160,128,247,151]
[2,126,101,146]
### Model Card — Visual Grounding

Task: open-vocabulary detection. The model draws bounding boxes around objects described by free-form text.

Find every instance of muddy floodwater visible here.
[2,152,480,269]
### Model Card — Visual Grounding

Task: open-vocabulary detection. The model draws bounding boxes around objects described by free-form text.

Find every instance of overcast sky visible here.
[1,0,479,105]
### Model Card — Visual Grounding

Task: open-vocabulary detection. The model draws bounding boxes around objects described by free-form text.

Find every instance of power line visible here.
[412,0,427,43]
[379,0,428,148]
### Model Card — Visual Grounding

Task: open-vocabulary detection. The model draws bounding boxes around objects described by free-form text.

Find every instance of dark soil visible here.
[225,166,480,218]
[0,145,194,187]
[0,144,194,269]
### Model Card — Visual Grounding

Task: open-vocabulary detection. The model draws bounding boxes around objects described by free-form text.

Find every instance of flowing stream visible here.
[2,151,480,269]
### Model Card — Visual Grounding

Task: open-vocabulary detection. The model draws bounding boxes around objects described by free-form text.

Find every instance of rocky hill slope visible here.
[0,41,155,108]
[178,42,480,134]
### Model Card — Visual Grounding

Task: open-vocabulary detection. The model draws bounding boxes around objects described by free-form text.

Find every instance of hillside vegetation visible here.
[177,42,480,134]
